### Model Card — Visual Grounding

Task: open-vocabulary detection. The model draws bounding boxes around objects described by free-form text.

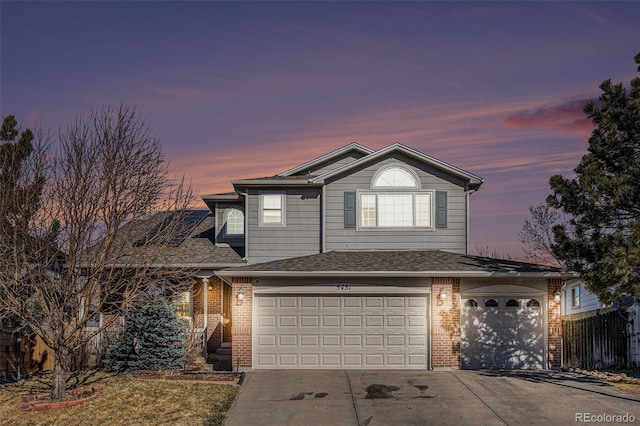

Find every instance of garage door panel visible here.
[279,297,297,308]
[300,354,320,366]
[343,297,362,308]
[344,316,362,327]
[257,315,276,327]
[365,297,384,308]
[257,296,277,308]
[386,297,405,308]
[278,316,297,327]
[365,354,384,367]
[366,316,384,327]
[255,294,429,369]
[300,315,319,327]
[366,334,384,347]
[300,335,319,346]
[301,297,319,308]
[279,335,297,346]
[322,354,341,367]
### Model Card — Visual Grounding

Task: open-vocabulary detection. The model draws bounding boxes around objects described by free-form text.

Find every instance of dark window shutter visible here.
[344,192,356,228]
[435,191,447,228]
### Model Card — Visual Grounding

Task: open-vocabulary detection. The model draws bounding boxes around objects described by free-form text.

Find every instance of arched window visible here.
[527,299,540,308]
[485,299,499,307]
[506,299,520,307]
[464,299,478,308]
[225,208,244,235]
[359,165,432,228]
[373,166,419,188]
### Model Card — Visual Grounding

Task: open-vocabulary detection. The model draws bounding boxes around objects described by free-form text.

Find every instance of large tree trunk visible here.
[51,346,68,400]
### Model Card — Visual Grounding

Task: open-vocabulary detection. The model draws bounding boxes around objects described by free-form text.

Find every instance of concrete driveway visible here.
[225,370,640,426]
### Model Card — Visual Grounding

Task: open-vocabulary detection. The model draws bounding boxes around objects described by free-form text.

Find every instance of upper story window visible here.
[260,193,286,227]
[225,208,244,235]
[359,165,433,228]
[373,166,419,188]
[571,286,580,307]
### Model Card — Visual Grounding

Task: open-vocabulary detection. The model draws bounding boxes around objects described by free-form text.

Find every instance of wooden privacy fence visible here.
[562,310,629,370]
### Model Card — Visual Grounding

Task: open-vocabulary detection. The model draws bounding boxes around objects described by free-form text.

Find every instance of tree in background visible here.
[518,203,566,267]
[105,288,185,371]
[547,53,640,304]
[0,105,194,399]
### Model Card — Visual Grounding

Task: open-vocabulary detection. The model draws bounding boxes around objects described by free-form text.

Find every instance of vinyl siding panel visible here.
[324,154,469,253]
[247,188,321,263]
[562,280,605,316]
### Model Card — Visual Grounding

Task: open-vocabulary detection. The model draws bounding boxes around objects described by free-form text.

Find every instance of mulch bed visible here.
[130,370,242,384]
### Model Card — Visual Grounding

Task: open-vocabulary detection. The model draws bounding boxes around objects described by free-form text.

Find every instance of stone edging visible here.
[20,386,103,411]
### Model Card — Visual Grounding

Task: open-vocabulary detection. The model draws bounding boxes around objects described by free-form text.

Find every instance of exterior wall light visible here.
[237,292,245,305]
[438,289,447,302]
[553,290,562,303]
[204,277,213,291]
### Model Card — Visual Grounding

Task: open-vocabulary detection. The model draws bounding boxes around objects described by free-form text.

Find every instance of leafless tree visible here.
[518,202,566,267]
[471,245,513,260]
[0,105,194,399]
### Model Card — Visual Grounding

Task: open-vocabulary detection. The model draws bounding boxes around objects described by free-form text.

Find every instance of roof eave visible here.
[201,193,241,201]
[215,270,576,279]
[231,179,322,187]
[98,262,247,269]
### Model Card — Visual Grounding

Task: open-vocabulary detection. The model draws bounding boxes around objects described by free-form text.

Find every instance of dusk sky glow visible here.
[1,1,638,258]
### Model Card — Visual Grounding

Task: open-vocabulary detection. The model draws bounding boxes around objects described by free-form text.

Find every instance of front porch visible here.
[189,277,234,371]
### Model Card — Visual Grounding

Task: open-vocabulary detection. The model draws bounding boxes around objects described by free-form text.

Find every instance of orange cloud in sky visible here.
[172,96,591,203]
[503,98,594,135]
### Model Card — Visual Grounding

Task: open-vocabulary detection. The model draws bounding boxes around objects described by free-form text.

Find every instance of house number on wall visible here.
[336,285,352,291]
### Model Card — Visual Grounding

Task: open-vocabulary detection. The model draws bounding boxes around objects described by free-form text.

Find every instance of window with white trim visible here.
[571,286,580,307]
[358,165,433,228]
[225,208,244,235]
[260,193,286,226]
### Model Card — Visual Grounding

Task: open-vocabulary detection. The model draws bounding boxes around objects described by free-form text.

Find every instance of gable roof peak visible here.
[311,143,484,191]
[278,142,374,177]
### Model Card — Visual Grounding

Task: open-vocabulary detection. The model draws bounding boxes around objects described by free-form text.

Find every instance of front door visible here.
[223,283,232,342]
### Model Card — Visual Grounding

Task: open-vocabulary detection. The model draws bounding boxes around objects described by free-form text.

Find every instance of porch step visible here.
[208,347,233,371]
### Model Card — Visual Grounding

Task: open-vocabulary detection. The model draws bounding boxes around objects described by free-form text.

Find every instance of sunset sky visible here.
[1,1,638,258]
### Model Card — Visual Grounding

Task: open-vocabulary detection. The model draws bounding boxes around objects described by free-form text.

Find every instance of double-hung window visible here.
[260,193,286,226]
[358,165,434,229]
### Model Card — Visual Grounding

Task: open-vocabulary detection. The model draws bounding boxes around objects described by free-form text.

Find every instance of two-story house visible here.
[178,143,574,372]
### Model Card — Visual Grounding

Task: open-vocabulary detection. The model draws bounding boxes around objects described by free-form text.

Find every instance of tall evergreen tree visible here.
[105,288,186,371]
[547,53,640,304]
[0,115,47,264]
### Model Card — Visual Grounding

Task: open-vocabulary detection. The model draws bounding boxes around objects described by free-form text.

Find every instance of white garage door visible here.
[254,294,429,369]
[461,296,544,369]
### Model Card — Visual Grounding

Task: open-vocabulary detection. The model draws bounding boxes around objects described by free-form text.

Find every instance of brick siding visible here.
[231,277,253,369]
[431,277,461,368]
[547,278,563,368]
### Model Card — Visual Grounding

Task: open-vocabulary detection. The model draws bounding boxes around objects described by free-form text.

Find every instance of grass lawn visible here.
[0,373,240,426]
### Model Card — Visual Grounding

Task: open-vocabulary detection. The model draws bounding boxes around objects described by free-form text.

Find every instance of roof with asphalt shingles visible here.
[217,249,572,277]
